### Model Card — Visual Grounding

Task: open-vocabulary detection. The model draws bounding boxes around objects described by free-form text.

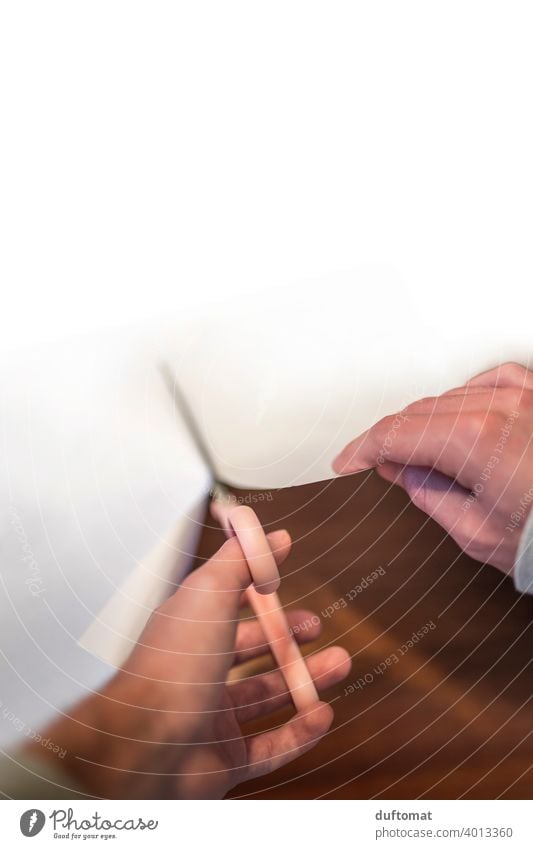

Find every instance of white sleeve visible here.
[513,510,533,594]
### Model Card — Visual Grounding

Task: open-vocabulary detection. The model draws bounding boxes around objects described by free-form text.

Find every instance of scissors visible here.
[160,364,319,711]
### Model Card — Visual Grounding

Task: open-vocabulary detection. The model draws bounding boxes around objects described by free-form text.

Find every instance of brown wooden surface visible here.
[193,473,533,799]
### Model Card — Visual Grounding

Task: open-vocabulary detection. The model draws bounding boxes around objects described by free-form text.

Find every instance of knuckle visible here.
[453,511,481,547]
[373,415,397,441]
[403,396,435,412]
[460,411,487,443]
[456,528,480,557]
[500,362,528,382]
[457,518,493,558]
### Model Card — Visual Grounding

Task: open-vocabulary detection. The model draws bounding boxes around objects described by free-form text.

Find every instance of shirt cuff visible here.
[513,509,533,594]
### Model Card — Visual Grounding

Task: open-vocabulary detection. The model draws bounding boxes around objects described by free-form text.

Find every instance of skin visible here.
[28,530,351,799]
[333,362,533,575]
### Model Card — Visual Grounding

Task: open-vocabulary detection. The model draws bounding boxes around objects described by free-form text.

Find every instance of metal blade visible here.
[159,361,222,486]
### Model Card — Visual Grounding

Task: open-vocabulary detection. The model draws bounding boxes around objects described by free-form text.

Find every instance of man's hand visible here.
[33,530,350,798]
[333,362,533,575]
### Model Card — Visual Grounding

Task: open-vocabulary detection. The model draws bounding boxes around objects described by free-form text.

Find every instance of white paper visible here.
[0,332,209,745]
[161,270,533,489]
[79,270,533,673]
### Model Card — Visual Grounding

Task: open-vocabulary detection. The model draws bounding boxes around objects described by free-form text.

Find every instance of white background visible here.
[1,1,532,354]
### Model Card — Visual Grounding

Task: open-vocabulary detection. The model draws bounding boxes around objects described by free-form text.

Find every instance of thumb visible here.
[403,465,469,520]
[129,530,291,680]
[377,462,478,542]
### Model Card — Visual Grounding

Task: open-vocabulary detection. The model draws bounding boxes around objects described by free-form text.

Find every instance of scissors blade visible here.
[159,361,222,487]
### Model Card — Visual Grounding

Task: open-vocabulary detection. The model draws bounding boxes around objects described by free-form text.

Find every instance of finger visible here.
[244,701,334,782]
[402,392,491,416]
[333,413,476,485]
[467,362,533,389]
[231,645,351,723]
[225,505,281,595]
[376,460,470,511]
[404,386,527,421]
[442,385,492,397]
[376,461,486,552]
[129,530,291,684]
[234,609,321,664]
[374,459,404,484]
[175,528,291,622]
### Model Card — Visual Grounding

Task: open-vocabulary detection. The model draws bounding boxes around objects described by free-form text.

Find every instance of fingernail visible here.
[332,454,347,474]
[333,458,372,475]
[304,701,333,734]
[403,466,454,496]
[402,466,452,497]
[269,528,290,542]
[332,448,365,475]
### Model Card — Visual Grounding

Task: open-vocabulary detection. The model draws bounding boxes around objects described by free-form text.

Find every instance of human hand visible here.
[33,530,350,798]
[333,362,533,575]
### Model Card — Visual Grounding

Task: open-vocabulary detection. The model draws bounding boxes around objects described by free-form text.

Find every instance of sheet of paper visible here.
[161,269,533,490]
[0,332,209,746]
